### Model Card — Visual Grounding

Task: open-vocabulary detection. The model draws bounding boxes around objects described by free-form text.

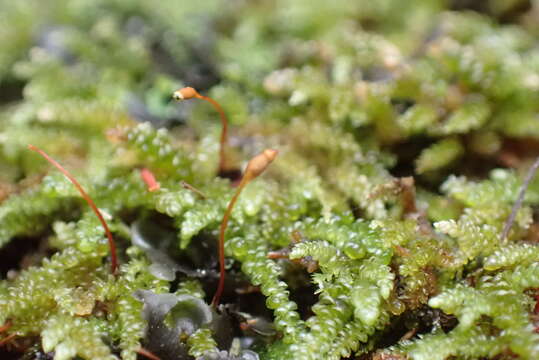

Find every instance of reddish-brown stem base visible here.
[0,334,16,347]
[136,347,161,360]
[211,178,248,307]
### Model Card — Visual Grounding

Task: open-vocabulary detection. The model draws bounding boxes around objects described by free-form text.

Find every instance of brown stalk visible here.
[136,347,162,360]
[180,180,207,199]
[212,149,278,307]
[173,87,229,174]
[0,334,16,347]
[28,144,119,275]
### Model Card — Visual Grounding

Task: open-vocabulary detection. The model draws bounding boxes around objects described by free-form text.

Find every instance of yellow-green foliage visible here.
[0,1,538,359]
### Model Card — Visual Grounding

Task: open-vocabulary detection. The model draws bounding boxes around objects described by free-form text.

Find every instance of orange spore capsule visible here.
[172,87,198,101]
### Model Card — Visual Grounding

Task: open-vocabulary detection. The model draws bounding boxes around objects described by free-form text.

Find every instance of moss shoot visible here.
[0,1,539,359]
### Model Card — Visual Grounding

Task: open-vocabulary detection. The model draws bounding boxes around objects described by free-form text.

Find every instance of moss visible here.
[0,1,538,359]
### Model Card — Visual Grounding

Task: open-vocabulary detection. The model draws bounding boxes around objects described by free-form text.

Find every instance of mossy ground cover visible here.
[0,1,539,359]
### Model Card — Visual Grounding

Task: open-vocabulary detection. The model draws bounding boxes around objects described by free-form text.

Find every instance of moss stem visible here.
[211,149,278,307]
[173,87,229,174]
[501,156,539,242]
[28,144,119,275]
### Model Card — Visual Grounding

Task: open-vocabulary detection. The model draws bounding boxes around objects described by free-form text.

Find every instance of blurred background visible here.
[0,0,538,185]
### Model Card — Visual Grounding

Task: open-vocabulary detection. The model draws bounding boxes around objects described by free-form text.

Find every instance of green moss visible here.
[0,1,538,359]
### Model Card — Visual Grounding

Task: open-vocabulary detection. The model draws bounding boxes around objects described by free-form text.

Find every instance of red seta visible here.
[28,144,119,275]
